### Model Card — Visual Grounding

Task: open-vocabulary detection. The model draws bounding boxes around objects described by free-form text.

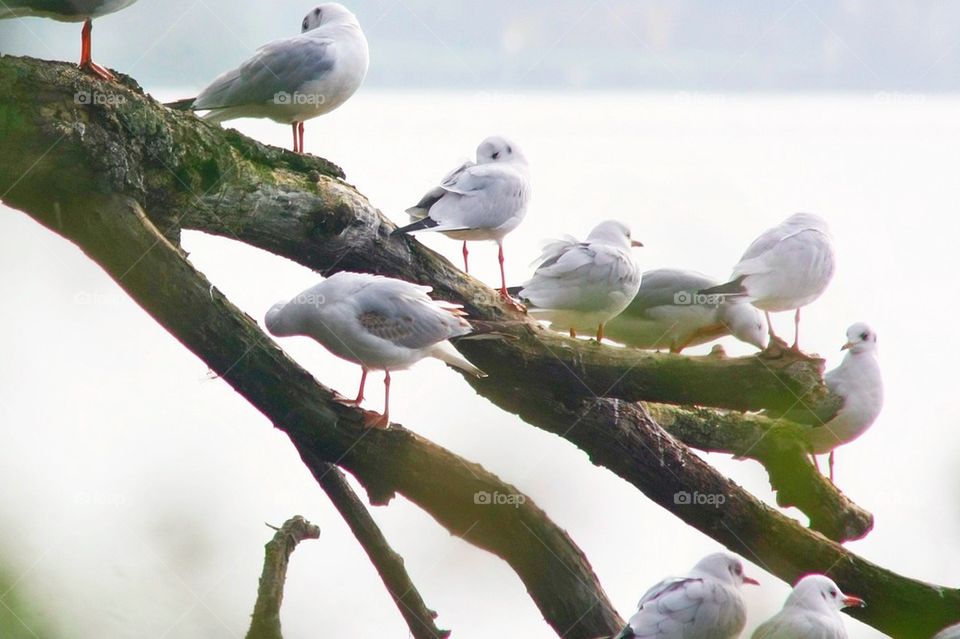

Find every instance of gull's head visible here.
[692,552,759,588]
[265,301,296,337]
[477,136,526,165]
[786,575,865,613]
[784,212,830,233]
[301,3,359,33]
[724,302,769,350]
[586,220,643,250]
[842,322,877,354]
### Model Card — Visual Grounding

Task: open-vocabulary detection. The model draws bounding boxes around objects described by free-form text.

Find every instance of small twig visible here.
[246,516,321,639]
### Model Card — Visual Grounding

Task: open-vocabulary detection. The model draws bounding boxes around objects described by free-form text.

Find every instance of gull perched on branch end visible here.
[265,272,485,428]
[700,213,835,351]
[752,574,864,639]
[513,220,642,343]
[614,552,758,639]
[167,3,369,154]
[0,0,141,80]
[393,136,531,304]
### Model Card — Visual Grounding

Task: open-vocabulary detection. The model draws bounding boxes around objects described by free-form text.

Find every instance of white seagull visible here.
[614,552,758,639]
[168,3,369,154]
[752,575,864,639]
[806,323,883,482]
[265,272,485,428]
[934,622,960,639]
[393,136,531,301]
[513,220,642,342]
[1,0,140,80]
[700,213,835,350]
[605,268,768,353]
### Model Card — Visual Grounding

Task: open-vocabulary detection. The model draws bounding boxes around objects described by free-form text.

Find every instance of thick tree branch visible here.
[247,516,320,639]
[3,56,957,636]
[309,460,451,639]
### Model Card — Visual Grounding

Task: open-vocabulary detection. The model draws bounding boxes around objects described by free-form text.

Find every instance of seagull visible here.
[752,574,864,639]
[265,272,485,428]
[700,213,835,350]
[513,220,642,342]
[934,623,960,639]
[806,323,883,482]
[0,0,140,80]
[167,3,369,154]
[614,552,758,639]
[393,136,531,301]
[604,268,768,353]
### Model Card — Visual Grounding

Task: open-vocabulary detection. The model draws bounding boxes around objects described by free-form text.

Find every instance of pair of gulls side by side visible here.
[614,552,863,639]
[2,3,370,154]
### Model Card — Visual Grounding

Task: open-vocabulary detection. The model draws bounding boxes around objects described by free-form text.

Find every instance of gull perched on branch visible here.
[700,213,835,350]
[614,552,758,639]
[393,136,531,302]
[752,575,864,639]
[265,272,485,428]
[807,323,884,482]
[513,220,642,342]
[604,268,768,353]
[0,0,141,80]
[167,3,368,154]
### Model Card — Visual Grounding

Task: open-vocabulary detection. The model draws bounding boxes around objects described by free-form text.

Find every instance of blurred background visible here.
[1,1,959,637]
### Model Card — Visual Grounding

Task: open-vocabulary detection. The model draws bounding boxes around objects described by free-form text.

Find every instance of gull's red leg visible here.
[569,328,577,339]
[298,122,305,154]
[291,123,299,153]
[335,367,367,407]
[498,243,507,295]
[462,241,469,273]
[792,308,802,351]
[596,323,604,343]
[828,451,835,483]
[78,19,114,81]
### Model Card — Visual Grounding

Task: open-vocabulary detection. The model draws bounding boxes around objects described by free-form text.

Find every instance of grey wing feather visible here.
[194,36,335,110]
[630,269,718,311]
[407,160,475,218]
[357,292,468,349]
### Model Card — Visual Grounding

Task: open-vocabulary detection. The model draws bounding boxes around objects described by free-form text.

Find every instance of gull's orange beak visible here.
[743,575,760,586]
[631,240,644,248]
[842,594,865,608]
[841,342,854,351]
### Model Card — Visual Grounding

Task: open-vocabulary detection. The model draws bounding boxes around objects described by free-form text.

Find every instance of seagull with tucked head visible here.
[752,575,864,639]
[513,220,642,342]
[614,552,759,639]
[168,3,369,154]
[700,213,835,350]
[393,136,531,302]
[265,272,485,428]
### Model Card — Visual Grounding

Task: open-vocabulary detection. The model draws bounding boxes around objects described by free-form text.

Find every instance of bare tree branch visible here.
[247,516,320,639]
[309,460,451,639]
[3,56,958,637]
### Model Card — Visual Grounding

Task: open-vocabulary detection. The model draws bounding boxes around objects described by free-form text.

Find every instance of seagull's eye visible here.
[860,331,869,341]
[491,151,500,160]
[506,145,512,154]
[830,589,838,598]
[302,19,309,29]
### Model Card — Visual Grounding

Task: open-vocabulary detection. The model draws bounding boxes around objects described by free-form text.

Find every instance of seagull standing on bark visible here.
[700,213,835,350]
[614,552,758,639]
[0,0,141,80]
[752,575,864,639]
[168,3,369,154]
[604,268,768,353]
[807,323,883,482]
[265,272,485,428]
[393,136,531,301]
[514,220,642,342]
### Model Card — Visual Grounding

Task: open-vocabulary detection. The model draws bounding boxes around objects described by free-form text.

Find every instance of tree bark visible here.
[2,55,958,637]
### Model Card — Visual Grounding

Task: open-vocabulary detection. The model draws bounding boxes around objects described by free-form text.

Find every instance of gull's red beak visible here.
[743,575,760,586]
[631,240,644,248]
[841,341,853,351]
[842,594,865,608]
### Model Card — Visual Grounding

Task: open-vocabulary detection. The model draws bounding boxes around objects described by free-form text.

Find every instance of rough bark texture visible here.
[2,55,958,637]
[246,516,321,639]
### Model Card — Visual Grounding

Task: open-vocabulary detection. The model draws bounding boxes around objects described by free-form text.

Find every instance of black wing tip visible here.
[613,626,636,639]
[164,97,197,111]
[699,274,747,296]
[392,217,440,236]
